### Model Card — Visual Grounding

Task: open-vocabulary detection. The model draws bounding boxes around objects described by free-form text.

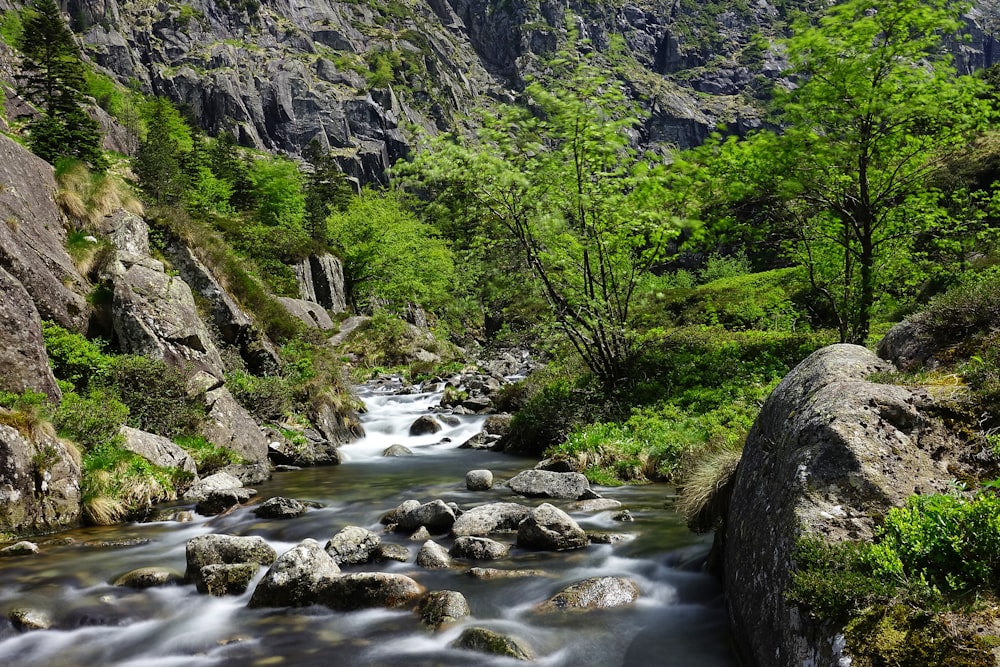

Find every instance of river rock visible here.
[417,590,471,630]
[325,526,381,566]
[383,499,456,532]
[588,532,630,545]
[449,536,510,560]
[724,344,959,667]
[183,471,243,501]
[416,540,453,569]
[0,541,39,557]
[408,415,442,436]
[451,502,531,537]
[185,534,277,593]
[506,469,596,500]
[614,510,634,522]
[112,567,184,589]
[450,626,535,661]
[409,526,432,541]
[248,539,341,608]
[199,562,260,596]
[195,486,256,516]
[218,462,272,486]
[375,543,410,562]
[320,572,424,612]
[569,498,622,512]
[537,576,641,612]
[253,496,306,519]
[465,469,494,491]
[517,503,589,551]
[9,607,53,631]
[382,444,414,457]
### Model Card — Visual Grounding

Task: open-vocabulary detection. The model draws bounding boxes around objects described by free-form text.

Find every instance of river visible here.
[0,380,737,666]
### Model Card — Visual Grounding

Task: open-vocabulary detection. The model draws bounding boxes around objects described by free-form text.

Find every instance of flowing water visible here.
[0,381,737,666]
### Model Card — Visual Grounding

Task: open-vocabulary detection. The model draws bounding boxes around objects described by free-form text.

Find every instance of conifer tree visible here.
[16,0,106,170]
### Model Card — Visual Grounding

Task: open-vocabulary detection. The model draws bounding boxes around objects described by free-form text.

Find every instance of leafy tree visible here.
[16,0,106,170]
[403,54,674,387]
[760,0,992,343]
[326,190,455,313]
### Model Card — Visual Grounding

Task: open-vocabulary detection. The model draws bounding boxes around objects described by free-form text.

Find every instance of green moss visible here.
[845,606,993,667]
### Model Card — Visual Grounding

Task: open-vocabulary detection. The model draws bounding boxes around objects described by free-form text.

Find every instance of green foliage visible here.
[173,434,239,473]
[103,355,203,438]
[134,97,190,205]
[55,388,128,451]
[81,441,179,524]
[41,321,111,391]
[0,9,23,45]
[225,369,292,422]
[789,536,899,619]
[0,390,51,435]
[326,190,455,313]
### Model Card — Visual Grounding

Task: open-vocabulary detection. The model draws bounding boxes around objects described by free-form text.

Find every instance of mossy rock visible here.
[450,626,534,661]
[845,606,993,667]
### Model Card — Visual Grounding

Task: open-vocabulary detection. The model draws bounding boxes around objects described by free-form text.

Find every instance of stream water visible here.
[0,381,737,666]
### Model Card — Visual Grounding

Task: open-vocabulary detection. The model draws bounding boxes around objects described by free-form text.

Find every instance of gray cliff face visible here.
[723,344,960,667]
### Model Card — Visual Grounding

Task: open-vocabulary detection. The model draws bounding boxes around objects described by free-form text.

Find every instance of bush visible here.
[0,389,52,436]
[41,321,112,391]
[103,355,203,437]
[920,269,1000,338]
[225,369,292,422]
[82,442,178,524]
[55,388,128,450]
[173,434,239,473]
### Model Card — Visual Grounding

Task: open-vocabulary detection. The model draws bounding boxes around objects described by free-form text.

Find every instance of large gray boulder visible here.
[0,134,88,331]
[325,526,381,566]
[415,540,452,569]
[449,536,509,561]
[537,576,640,612]
[0,267,61,402]
[277,297,335,330]
[248,539,341,608]
[0,424,81,535]
[506,469,594,500]
[417,590,470,630]
[383,499,457,533]
[517,503,588,551]
[452,502,531,537]
[724,344,958,667]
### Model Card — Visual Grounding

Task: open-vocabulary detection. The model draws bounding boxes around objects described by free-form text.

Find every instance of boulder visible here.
[506,469,594,500]
[201,387,270,464]
[417,590,471,630]
[537,576,640,612]
[382,444,414,457]
[517,503,589,551]
[112,567,184,589]
[0,424,81,535]
[277,296,335,330]
[465,469,493,491]
[185,534,277,593]
[320,572,424,611]
[416,540,453,569]
[450,626,535,661]
[375,543,410,562]
[119,426,197,479]
[101,209,149,257]
[309,400,365,448]
[569,498,622,512]
[724,344,958,667]
[383,499,456,533]
[267,428,342,467]
[9,607,53,632]
[408,415,442,436]
[467,567,547,580]
[325,526,381,566]
[0,134,87,331]
[111,260,226,380]
[199,562,260,596]
[449,536,509,560]
[0,541,39,556]
[451,502,531,537]
[183,471,243,501]
[248,539,341,608]
[294,254,347,313]
[195,487,256,516]
[0,267,61,401]
[252,496,307,520]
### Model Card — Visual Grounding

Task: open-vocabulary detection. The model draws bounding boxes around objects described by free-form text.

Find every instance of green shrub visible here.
[0,389,52,435]
[55,388,128,450]
[81,442,178,524]
[0,9,23,45]
[173,434,239,473]
[103,355,203,437]
[41,321,112,391]
[225,369,292,421]
[920,269,1000,338]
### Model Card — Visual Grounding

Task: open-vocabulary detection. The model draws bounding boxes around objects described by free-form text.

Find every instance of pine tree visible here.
[16,0,106,170]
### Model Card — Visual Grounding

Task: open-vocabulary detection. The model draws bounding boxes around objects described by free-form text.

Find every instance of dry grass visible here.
[676,434,745,533]
[56,160,144,226]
